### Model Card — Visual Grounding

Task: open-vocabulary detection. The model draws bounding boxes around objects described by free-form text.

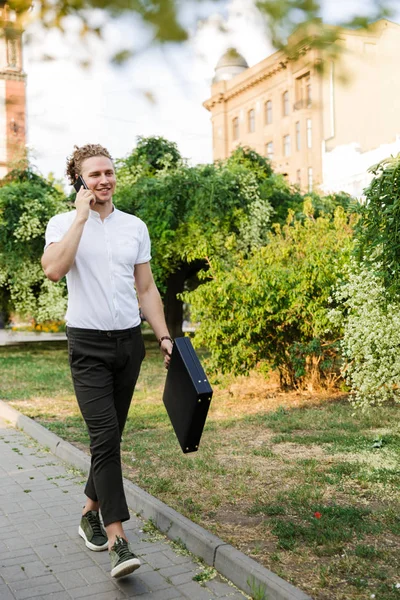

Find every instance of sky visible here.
[23,0,400,183]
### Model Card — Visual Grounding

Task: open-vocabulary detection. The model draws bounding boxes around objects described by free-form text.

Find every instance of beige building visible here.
[204,20,400,197]
[0,2,26,178]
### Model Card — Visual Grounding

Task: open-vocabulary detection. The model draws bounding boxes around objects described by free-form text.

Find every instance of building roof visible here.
[213,47,249,84]
[215,47,249,69]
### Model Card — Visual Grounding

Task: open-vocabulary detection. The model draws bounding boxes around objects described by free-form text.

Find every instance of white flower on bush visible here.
[329,261,400,409]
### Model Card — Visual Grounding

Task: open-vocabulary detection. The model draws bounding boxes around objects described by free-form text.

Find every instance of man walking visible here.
[41,144,173,578]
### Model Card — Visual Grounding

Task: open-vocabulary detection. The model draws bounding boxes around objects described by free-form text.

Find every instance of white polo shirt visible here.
[44,207,151,330]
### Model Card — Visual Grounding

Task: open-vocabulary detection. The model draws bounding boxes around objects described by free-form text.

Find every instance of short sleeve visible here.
[135,221,152,264]
[44,214,66,250]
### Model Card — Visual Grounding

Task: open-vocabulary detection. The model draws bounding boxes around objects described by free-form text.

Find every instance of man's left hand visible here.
[160,339,173,369]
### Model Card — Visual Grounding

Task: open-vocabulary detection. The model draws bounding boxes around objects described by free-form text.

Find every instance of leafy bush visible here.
[329,262,400,409]
[355,155,400,298]
[330,155,400,408]
[0,170,69,323]
[184,201,354,388]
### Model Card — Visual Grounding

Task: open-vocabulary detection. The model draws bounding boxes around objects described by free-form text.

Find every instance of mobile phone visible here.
[73,175,88,193]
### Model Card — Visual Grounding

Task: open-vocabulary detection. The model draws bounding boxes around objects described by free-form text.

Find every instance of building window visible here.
[295,72,311,110]
[248,109,255,133]
[308,167,313,192]
[232,117,239,141]
[295,121,300,151]
[265,141,274,159]
[283,134,291,157]
[7,38,17,68]
[306,82,312,106]
[282,91,289,116]
[265,100,272,125]
[296,169,301,186]
[307,119,312,148]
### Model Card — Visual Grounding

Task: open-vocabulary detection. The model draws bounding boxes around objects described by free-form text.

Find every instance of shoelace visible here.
[113,536,134,560]
[86,512,104,537]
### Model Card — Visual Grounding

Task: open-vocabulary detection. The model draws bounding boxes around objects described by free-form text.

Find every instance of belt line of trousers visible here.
[67,325,145,527]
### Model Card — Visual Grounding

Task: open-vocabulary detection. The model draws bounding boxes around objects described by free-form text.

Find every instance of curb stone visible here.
[0,398,313,600]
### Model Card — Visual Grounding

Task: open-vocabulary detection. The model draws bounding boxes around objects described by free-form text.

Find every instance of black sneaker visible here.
[109,535,141,578]
[79,510,108,551]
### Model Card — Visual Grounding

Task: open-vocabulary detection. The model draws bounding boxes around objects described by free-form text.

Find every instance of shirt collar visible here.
[89,204,117,222]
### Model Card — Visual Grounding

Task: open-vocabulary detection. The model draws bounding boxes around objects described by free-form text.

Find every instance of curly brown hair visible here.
[65,144,114,184]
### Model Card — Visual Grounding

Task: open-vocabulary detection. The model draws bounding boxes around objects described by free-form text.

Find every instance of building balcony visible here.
[293,99,312,111]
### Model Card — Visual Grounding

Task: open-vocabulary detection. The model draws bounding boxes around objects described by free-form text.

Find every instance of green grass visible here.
[1,339,400,600]
[0,341,73,400]
[271,503,376,550]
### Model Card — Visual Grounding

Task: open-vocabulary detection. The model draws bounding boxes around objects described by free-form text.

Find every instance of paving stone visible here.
[78,564,111,585]
[158,563,197,579]
[18,560,51,578]
[35,543,63,560]
[137,569,176,591]
[1,564,29,584]
[10,509,48,524]
[169,571,197,586]
[78,592,126,600]
[166,552,196,566]
[0,418,249,600]
[0,503,23,515]
[67,580,124,598]
[220,593,251,599]
[0,516,12,527]
[5,538,35,551]
[135,542,170,555]
[90,550,111,567]
[0,485,23,496]
[11,574,58,591]
[39,593,73,600]
[128,589,185,600]
[0,584,16,600]
[13,581,64,599]
[0,549,39,567]
[46,557,95,574]
[115,576,150,596]
[52,539,83,556]
[14,521,40,535]
[178,580,221,599]
[141,550,176,569]
[206,578,239,596]
[56,569,88,590]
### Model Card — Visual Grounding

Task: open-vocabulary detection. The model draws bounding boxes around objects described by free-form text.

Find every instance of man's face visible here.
[80,156,116,204]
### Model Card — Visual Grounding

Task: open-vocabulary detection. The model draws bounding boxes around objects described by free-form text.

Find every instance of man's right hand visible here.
[75,187,95,222]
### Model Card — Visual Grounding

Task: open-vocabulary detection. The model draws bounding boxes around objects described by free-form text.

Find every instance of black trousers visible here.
[66,325,145,527]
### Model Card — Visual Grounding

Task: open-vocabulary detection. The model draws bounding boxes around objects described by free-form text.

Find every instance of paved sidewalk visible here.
[0,418,248,600]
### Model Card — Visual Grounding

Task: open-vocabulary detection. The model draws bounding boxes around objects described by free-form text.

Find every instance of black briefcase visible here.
[163,336,213,453]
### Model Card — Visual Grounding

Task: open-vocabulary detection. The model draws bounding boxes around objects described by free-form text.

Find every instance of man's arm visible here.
[41,187,94,282]
[134,262,173,366]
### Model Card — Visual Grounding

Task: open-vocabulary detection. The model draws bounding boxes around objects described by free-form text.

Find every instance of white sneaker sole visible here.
[111,557,141,578]
[78,525,109,552]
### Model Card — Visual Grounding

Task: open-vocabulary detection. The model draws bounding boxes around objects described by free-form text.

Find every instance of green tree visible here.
[354,155,400,298]
[5,1,393,67]
[114,140,275,337]
[328,153,400,408]
[121,136,182,174]
[0,169,69,324]
[183,200,355,388]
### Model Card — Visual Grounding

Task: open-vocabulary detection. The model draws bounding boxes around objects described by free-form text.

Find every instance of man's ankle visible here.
[82,503,99,516]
